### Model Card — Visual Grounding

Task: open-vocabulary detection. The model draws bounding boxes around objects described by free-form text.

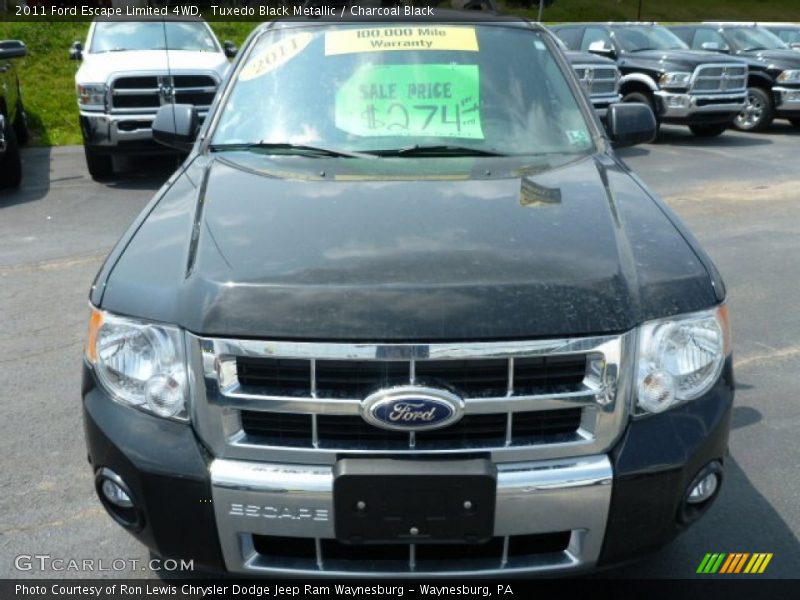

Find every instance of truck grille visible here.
[690,64,747,94]
[250,531,571,572]
[236,354,587,398]
[572,64,620,98]
[191,333,630,464]
[110,74,218,111]
[240,408,583,450]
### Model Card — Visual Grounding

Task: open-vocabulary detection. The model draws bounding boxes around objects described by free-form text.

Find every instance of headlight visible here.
[659,72,692,88]
[777,69,800,83]
[77,83,106,108]
[86,308,189,420]
[636,305,731,414]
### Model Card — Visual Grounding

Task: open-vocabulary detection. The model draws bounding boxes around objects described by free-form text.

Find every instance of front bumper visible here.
[79,110,207,153]
[82,358,733,577]
[773,86,800,116]
[654,91,746,124]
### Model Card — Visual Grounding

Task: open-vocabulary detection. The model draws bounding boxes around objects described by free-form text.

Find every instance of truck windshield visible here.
[614,26,689,52]
[210,24,594,158]
[726,27,789,52]
[90,21,219,53]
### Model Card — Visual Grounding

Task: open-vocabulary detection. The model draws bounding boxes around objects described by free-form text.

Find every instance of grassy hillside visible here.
[2,0,800,146]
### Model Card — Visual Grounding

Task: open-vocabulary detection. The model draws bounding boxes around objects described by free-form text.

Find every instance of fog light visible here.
[666,95,689,108]
[783,91,800,103]
[687,472,719,504]
[679,461,723,525]
[101,478,133,508]
[95,468,142,530]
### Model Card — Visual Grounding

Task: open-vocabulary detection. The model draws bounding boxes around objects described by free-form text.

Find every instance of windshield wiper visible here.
[743,46,768,52]
[370,144,506,157]
[209,142,375,159]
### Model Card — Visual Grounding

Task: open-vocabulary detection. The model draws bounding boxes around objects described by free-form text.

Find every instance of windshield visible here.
[210,24,594,157]
[613,26,689,52]
[90,21,219,53]
[770,28,800,45]
[726,27,788,51]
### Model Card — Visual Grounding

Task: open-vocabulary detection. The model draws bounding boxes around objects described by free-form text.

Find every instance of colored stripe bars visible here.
[697,553,773,574]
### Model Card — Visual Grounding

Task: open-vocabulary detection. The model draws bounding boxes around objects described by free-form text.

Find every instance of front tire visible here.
[689,123,728,138]
[789,118,800,128]
[84,145,114,181]
[0,118,22,189]
[734,88,774,131]
[622,91,660,137]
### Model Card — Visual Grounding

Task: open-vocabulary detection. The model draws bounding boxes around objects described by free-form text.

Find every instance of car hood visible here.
[565,50,617,66]
[740,48,800,68]
[99,154,719,341]
[619,49,744,71]
[77,50,229,82]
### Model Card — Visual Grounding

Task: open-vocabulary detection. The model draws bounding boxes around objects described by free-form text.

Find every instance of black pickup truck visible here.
[0,39,29,189]
[551,23,748,137]
[669,24,800,130]
[82,15,733,577]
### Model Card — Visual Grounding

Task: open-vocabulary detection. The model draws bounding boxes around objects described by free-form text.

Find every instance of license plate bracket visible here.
[333,458,496,545]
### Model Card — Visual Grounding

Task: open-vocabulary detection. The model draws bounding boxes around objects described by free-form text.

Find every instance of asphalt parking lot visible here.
[1,124,798,579]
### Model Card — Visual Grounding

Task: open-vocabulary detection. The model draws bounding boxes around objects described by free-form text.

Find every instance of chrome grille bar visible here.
[690,64,748,94]
[189,332,634,465]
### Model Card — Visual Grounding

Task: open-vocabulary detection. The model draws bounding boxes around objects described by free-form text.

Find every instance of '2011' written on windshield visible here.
[335,65,483,139]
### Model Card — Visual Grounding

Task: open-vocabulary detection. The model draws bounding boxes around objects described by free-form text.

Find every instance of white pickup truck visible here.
[71,17,235,180]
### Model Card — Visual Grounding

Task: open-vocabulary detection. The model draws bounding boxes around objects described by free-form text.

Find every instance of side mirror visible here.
[223,41,237,58]
[152,104,199,152]
[0,40,27,60]
[606,103,657,148]
[791,42,800,51]
[588,40,616,58]
[69,41,83,61]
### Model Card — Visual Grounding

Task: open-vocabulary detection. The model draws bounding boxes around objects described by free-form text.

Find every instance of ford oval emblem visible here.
[361,386,464,432]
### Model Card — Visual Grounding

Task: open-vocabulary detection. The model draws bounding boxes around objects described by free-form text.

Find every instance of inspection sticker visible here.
[335,64,483,139]
[325,26,478,56]
[239,32,314,81]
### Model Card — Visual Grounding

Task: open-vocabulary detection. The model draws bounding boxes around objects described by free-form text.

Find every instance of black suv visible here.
[82,15,733,577]
[0,39,29,189]
[551,23,748,137]
[669,24,800,131]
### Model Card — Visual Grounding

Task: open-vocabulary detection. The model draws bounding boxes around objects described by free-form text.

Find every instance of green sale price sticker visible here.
[335,64,484,139]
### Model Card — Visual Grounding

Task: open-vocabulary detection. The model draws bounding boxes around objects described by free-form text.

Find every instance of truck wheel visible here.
[734,88,774,131]
[689,124,728,138]
[84,145,114,181]
[0,118,23,189]
[14,96,30,146]
[622,91,660,137]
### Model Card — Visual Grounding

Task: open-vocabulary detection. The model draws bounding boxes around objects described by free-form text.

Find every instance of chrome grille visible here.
[189,333,633,465]
[240,408,583,450]
[572,64,620,98]
[109,73,218,112]
[690,64,747,94]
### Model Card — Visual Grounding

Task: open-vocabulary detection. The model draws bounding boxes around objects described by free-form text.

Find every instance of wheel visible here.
[84,145,114,181]
[734,87,774,131]
[0,117,22,189]
[14,94,30,146]
[789,118,800,128]
[622,91,660,137]
[689,123,728,138]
